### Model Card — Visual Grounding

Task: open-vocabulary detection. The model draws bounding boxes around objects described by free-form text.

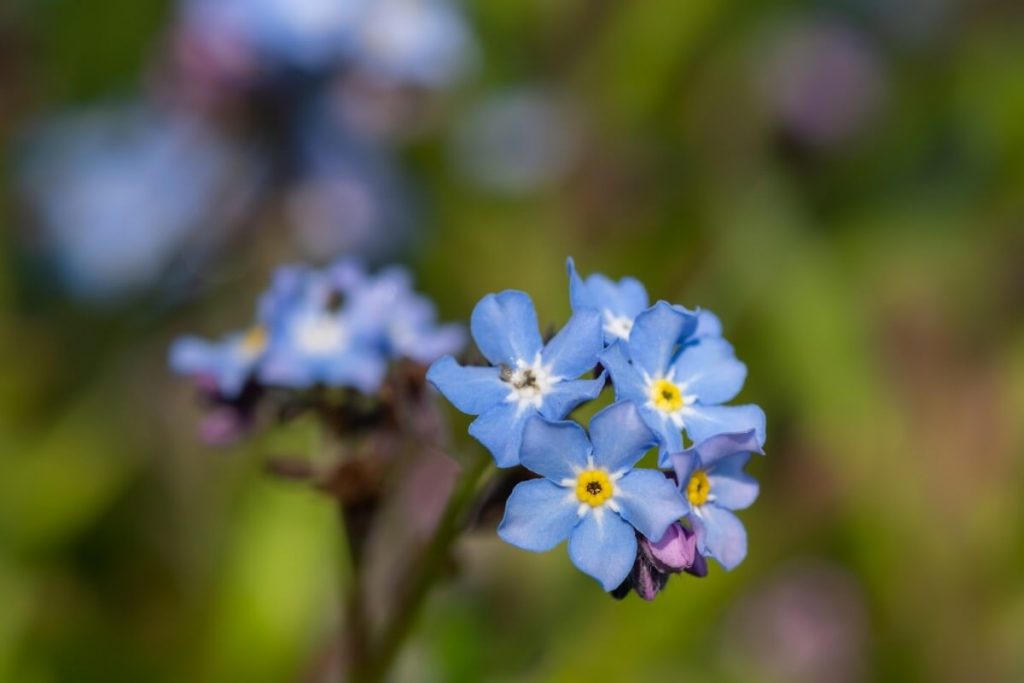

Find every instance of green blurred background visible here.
[2,0,1023,681]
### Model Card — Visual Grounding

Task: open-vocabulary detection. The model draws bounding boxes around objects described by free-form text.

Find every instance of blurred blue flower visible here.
[568,257,721,344]
[670,430,763,570]
[169,327,269,398]
[181,0,366,70]
[498,401,688,591]
[351,0,476,89]
[258,264,389,392]
[18,104,244,303]
[599,302,766,462]
[427,290,605,467]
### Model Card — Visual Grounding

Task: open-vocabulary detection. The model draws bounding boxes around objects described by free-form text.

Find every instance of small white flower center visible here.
[501,354,558,411]
[603,311,634,340]
[294,313,348,355]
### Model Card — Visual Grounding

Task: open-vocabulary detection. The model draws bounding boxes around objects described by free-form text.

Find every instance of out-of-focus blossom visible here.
[180,0,366,72]
[757,19,886,150]
[18,103,248,303]
[426,290,605,467]
[600,302,766,462]
[722,563,869,683]
[497,402,688,591]
[351,0,476,89]
[670,430,763,570]
[451,88,582,194]
[567,257,722,345]
[286,115,413,261]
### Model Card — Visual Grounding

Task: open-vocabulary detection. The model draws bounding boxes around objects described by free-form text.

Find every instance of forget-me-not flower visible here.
[670,430,763,570]
[567,257,721,344]
[426,290,604,467]
[498,401,688,590]
[599,301,766,463]
[258,264,389,392]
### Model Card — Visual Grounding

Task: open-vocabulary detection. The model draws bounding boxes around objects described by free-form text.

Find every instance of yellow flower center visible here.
[687,470,711,507]
[651,378,684,412]
[241,326,268,356]
[575,470,614,507]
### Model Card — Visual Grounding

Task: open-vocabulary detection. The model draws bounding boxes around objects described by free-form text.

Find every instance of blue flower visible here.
[258,264,389,392]
[670,430,763,570]
[567,257,722,344]
[169,327,269,398]
[599,301,766,463]
[497,401,688,590]
[426,290,605,467]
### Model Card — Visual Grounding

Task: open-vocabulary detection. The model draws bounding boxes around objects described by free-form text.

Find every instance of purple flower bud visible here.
[198,404,251,446]
[641,522,698,573]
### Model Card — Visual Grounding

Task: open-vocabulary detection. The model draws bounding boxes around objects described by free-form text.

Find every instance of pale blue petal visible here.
[671,337,747,405]
[169,336,218,375]
[669,450,700,496]
[694,309,722,338]
[637,406,683,460]
[468,403,532,467]
[598,343,647,404]
[708,453,759,511]
[589,401,657,472]
[321,347,387,394]
[613,469,688,541]
[567,257,595,311]
[683,403,766,447]
[541,309,603,378]
[609,277,648,318]
[426,355,507,415]
[259,347,316,388]
[538,374,606,421]
[693,430,763,469]
[497,479,580,552]
[627,301,698,376]
[568,510,637,591]
[693,506,748,570]
[519,415,592,482]
[470,290,542,366]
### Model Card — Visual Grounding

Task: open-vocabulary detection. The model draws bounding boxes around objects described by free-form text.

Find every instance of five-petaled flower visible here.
[497,401,688,590]
[426,290,605,467]
[670,430,763,570]
[599,301,766,463]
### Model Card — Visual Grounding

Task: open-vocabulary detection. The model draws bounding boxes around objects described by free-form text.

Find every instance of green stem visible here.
[352,452,494,683]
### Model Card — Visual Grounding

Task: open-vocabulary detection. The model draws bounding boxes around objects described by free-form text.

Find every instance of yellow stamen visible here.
[651,378,683,412]
[687,470,711,507]
[241,326,268,356]
[575,470,614,507]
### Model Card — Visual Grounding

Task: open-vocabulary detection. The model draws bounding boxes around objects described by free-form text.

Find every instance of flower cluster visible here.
[170,260,464,442]
[428,258,766,597]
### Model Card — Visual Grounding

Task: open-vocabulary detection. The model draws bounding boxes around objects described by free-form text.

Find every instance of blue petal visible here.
[613,469,688,541]
[426,355,507,415]
[568,510,638,591]
[627,301,698,376]
[541,309,603,379]
[169,336,218,375]
[693,430,763,468]
[320,346,387,393]
[497,479,580,552]
[671,337,747,405]
[669,450,700,495]
[520,415,592,482]
[468,403,532,467]
[608,277,649,318]
[470,290,543,366]
[598,343,647,404]
[538,374,606,421]
[637,406,683,461]
[259,346,317,388]
[693,506,748,570]
[588,401,657,472]
[567,257,596,311]
[708,453,759,511]
[694,309,722,338]
[683,404,766,446]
